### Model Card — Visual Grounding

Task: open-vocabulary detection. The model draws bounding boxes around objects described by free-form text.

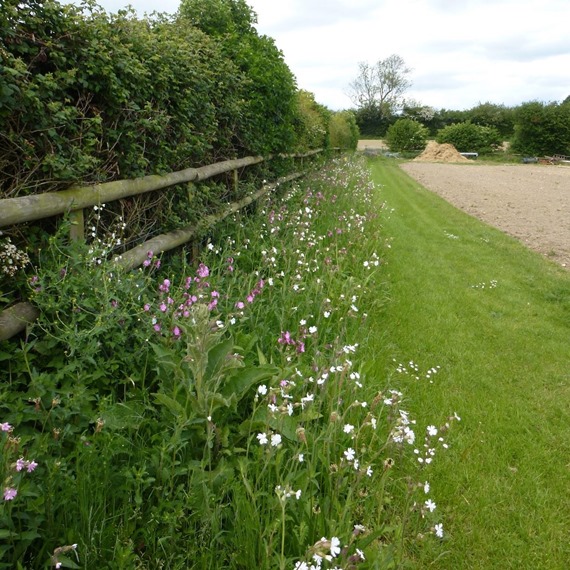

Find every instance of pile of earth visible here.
[414,141,469,162]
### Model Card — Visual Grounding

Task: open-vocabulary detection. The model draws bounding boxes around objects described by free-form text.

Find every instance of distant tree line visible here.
[350,56,570,156]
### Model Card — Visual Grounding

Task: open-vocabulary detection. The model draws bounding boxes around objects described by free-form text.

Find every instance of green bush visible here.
[329,111,359,150]
[511,101,570,156]
[385,118,429,152]
[436,121,501,154]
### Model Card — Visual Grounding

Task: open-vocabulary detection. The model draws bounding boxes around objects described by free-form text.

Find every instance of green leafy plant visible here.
[385,118,429,152]
[436,121,501,154]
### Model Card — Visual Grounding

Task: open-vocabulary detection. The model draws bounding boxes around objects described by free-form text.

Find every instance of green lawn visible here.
[366,158,570,569]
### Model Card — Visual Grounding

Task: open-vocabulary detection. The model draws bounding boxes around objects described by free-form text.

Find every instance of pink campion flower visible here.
[153,324,161,332]
[208,299,218,311]
[246,294,254,303]
[159,279,170,292]
[173,326,181,338]
[0,422,12,432]
[211,291,220,298]
[146,250,154,259]
[3,487,17,501]
[235,301,245,310]
[154,260,161,269]
[143,304,151,312]
[26,460,38,473]
[296,342,305,353]
[159,303,167,313]
[185,277,192,289]
[197,263,209,278]
[278,331,295,345]
[143,259,151,267]
[16,458,26,472]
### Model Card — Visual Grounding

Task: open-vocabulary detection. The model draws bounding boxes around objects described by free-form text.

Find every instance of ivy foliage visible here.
[0,0,305,200]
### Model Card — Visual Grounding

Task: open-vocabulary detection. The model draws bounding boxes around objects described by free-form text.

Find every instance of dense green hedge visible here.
[0,0,306,199]
[511,101,570,156]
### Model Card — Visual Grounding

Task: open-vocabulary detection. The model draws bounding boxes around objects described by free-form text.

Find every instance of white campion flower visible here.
[425,499,437,512]
[330,536,341,557]
[258,384,268,395]
[257,433,268,445]
[424,481,430,494]
[434,523,444,538]
[309,325,318,334]
[344,448,356,461]
[271,433,282,447]
[343,424,355,434]
[427,425,438,436]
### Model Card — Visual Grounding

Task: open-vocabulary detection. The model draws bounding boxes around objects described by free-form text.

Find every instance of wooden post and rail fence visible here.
[0,149,327,341]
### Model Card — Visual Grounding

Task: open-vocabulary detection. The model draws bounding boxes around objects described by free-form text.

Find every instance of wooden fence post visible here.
[233,169,239,195]
[69,209,85,241]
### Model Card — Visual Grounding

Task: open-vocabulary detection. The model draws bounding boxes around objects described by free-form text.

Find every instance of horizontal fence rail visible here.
[0,149,326,340]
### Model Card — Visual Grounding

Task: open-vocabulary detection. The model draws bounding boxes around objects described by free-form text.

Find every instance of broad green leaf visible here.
[221,365,278,401]
[206,338,236,379]
[153,392,185,417]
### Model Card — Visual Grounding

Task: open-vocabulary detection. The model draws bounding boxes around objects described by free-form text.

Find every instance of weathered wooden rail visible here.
[0,149,325,340]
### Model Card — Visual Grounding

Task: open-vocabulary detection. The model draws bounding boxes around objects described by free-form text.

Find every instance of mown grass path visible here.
[367,158,570,569]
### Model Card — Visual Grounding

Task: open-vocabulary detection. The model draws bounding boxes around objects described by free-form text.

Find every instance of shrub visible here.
[511,101,570,156]
[328,111,360,150]
[385,119,429,152]
[436,121,501,154]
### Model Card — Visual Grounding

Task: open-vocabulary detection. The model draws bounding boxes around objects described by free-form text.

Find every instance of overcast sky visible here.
[64,0,570,111]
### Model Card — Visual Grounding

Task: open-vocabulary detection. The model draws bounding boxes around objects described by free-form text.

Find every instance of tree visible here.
[348,54,412,121]
[511,101,570,156]
[465,102,515,138]
[385,119,428,152]
[329,111,359,150]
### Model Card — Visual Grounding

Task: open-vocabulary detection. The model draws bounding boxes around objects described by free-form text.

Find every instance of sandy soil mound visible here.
[414,141,469,163]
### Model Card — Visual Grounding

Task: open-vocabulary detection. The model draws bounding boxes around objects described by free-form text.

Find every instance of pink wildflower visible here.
[0,422,12,432]
[26,460,38,473]
[3,487,17,501]
[197,263,209,278]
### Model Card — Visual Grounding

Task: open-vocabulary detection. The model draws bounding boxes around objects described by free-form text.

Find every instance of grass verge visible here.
[367,157,570,569]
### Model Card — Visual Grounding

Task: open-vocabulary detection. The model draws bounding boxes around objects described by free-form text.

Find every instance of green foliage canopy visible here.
[511,101,570,156]
[0,0,310,201]
[328,111,359,150]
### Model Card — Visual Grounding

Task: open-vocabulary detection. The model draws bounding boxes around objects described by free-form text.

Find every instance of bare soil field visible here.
[399,161,570,269]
